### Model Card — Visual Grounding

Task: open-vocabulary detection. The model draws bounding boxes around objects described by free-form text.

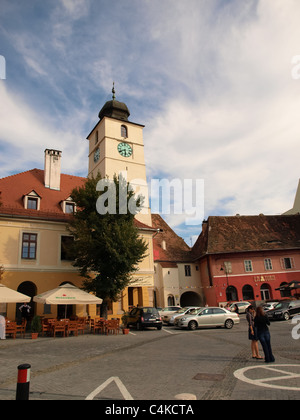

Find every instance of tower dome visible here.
[98,84,130,122]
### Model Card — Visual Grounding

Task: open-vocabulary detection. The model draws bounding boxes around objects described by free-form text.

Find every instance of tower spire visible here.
[112,82,116,100]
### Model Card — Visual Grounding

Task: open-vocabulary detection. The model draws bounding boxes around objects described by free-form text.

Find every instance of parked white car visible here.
[177,307,240,330]
[159,306,181,321]
[167,307,201,326]
[229,301,251,314]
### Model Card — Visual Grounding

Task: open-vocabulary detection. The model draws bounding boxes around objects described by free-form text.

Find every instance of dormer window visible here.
[24,191,41,210]
[61,196,76,214]
[121,125,128,138]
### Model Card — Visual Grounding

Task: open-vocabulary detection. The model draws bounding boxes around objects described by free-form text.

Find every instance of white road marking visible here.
[85,376,134,400]
[234,364,300,391]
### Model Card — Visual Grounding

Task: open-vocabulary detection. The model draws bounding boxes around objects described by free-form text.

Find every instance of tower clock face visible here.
[94,147,100,163]
[118,142,132,157]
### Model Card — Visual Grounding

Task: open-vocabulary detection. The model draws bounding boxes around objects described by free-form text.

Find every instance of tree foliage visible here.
[68,173,148,316]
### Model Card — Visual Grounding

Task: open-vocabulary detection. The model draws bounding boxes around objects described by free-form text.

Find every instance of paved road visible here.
[0,315,299,400]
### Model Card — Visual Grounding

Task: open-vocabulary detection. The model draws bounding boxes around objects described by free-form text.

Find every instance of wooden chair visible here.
[52,321,66,337]
[66,321,78,337]
[77,318,86,335]
[106,319,120,335]
[5,321,17,339]
[41,319,54,337]
[16,319,27,338]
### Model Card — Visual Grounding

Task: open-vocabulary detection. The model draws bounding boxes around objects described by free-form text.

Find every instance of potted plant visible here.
[121,312,130,335]
[31,315,42,339]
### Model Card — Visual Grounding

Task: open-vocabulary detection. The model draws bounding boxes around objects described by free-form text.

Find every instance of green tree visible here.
[68,173,148,318]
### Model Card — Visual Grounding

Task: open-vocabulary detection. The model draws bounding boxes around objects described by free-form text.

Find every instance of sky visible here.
[0,0,300,245]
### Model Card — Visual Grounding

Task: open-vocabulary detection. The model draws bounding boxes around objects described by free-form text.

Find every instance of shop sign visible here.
[253,275,275,282]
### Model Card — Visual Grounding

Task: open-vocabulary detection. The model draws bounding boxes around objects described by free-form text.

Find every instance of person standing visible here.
[246,305,262,359]
[254,306,275,363]
[19,302,31,321]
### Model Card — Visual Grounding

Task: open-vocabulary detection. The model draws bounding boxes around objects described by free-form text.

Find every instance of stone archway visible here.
[180,291,203,307]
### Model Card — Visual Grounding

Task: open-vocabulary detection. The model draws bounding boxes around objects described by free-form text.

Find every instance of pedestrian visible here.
[246,305,262,359]
[225,302,231,311]
[19,302,31,321]
[233,304,239,314]
[254,306,275,363]
[0,315,5,340]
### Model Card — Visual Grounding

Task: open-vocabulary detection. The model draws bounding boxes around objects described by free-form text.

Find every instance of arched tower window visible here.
[121,125,128,138]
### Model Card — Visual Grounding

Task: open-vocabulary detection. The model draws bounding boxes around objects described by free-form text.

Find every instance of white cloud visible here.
[144,0,300,227]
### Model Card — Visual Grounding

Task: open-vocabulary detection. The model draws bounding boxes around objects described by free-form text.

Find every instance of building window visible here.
[65,202,75,214]
[264,258,273,270]
[281,257,294,270]
[61,197,76,214]
[61,236,74,261]
[224,261,232,274]
[242,284,254,300]
[24,191,40,210]
[244,260,253,272]
[184,265,191,276]
[27,197,38,209]
[121,125,128,138]
[22,233,37,259]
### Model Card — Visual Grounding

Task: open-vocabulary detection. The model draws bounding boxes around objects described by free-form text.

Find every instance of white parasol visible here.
[33,283,103,305]
[0,283,31,303]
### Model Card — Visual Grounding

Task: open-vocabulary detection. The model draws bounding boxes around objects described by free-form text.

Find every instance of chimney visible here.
[44,149,62,190]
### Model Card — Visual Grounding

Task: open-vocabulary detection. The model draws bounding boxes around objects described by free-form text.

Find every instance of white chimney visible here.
[44,149,62,190]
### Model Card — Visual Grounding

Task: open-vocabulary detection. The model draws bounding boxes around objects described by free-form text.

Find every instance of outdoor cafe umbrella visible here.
[0,283,31,303]
[33,283,102,307]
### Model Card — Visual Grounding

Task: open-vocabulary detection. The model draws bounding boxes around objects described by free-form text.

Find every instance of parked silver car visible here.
[229,301,251,314]
[167,307,201,326]
[177,307,240,330]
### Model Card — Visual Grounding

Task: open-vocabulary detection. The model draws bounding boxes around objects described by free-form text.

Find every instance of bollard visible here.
[16,364,31,400]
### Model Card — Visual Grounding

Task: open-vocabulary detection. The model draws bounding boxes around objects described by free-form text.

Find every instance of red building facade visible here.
[192,215,300,306]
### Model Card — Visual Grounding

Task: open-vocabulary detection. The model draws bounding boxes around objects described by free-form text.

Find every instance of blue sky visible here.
[0,0,300,245]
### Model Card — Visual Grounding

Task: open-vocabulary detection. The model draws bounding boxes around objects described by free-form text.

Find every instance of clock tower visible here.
[86,86,152,226]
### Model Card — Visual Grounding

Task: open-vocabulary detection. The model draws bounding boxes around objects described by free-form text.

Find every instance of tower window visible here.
[121,125,128,138]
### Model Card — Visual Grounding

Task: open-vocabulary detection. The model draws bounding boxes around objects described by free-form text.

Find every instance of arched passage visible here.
[180,291,203,307]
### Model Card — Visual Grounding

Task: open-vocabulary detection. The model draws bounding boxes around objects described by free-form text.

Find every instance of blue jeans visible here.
[258,330,275,363]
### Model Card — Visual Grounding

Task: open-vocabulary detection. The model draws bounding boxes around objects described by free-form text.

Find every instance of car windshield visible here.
[189,308,203,315]
[273,302,288,310]
[142,308,158,314]
[176,308,189,314]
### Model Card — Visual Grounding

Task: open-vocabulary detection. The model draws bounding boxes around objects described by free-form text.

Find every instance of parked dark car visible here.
[266,300,300,321]
[126,307,162,330]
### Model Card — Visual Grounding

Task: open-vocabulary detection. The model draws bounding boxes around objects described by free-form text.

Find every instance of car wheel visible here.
[283,312,290,321]
[225,319,234,329]
[188,321,197,330]
[157,325,162,330]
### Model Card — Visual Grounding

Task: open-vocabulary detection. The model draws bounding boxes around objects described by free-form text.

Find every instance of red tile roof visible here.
[0,169,86,221]
[192,214,300,259]
[0,168,154,230]
[151,214,192,265]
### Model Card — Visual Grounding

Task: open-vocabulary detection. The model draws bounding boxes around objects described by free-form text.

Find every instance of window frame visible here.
[244,260,253,272]
[21,233,37,260]
[264,258,273,271]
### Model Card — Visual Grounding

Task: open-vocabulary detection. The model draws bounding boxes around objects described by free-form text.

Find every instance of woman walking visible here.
[246,305,262,359]
[254,306,275,363]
